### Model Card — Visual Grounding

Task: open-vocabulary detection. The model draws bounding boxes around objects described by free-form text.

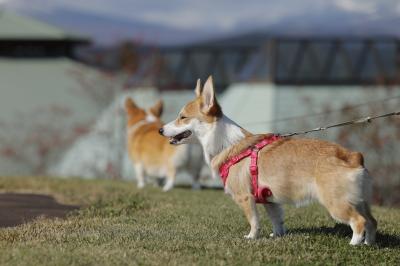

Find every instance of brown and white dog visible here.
[159,76,377,245]
[125,97,203,191]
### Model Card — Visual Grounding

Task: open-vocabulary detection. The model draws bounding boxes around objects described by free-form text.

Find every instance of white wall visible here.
[219,82,276,134]
[0,58,103,175]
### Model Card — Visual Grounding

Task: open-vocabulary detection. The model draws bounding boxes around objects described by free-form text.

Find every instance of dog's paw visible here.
[350,233,364,245]
[162,187,172,192]
[191,182,201,190]
[162,184,173,192]
[244,233,257,240]
[269,233,284,238]
[162,179,174,192]
[350,237,364,245]
[269,231,285,238]
[269,227,286,238]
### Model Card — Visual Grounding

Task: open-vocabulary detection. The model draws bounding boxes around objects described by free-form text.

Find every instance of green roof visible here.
[0,10,86,41]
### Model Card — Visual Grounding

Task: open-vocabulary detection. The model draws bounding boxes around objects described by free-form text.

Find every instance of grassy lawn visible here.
[0,176,399,265]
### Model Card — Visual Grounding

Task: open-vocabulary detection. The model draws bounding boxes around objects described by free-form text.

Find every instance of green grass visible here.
[0,176,399,265]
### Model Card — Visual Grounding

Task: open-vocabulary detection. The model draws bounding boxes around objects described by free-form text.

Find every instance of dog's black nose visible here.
[158,128,164,135]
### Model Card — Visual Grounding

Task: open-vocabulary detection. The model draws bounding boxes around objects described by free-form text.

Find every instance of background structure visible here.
[0,3,399,205]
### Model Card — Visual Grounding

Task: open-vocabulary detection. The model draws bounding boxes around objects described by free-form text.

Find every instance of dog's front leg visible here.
[134,163,145,189]
[163,166,176,192]
[235,195,260,239]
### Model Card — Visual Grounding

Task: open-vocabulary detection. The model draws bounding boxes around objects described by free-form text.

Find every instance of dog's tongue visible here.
[169,138,178,145]
[169,130,192,145]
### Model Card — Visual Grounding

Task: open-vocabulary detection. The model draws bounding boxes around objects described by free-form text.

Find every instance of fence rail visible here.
[156,38,400,90]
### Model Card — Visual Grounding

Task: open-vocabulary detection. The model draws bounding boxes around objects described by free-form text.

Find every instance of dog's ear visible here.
[201,76,222,116]
[194,78,202,97]
[149,99,163,118]
[125,97,138,112]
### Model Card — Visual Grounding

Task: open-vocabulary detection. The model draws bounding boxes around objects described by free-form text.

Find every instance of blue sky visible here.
[2,0,399,32]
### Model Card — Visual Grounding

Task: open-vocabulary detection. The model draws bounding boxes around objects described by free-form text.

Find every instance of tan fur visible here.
[125,97,198,191]
[216,135,376,243]
[214,136,364,202]
[164,76,377,244]
[149,99,163,118]
[129,122,177,172]
[174,88,223,126]
[211,134,276,171]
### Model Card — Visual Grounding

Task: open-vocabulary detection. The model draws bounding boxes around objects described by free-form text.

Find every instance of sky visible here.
[2,0,400,32]
[1,0,400,45]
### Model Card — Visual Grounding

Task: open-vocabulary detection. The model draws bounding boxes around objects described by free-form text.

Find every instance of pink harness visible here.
[219,135,281,204]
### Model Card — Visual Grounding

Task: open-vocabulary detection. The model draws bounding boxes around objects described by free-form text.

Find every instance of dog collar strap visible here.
[219,135,281,204]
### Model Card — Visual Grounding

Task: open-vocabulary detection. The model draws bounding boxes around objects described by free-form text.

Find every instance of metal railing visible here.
[155,38,400,90]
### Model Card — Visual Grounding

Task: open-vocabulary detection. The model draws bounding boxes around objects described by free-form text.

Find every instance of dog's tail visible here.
[349,152,364,168]
[347,167,373,205]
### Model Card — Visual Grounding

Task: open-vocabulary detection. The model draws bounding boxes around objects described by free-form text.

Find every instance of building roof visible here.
[0,10,86,41]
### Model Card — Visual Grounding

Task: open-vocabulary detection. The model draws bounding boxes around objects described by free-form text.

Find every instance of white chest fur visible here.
[198,115,246,166]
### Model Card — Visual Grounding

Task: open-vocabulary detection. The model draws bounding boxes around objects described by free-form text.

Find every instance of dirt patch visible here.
[0,193,79,227]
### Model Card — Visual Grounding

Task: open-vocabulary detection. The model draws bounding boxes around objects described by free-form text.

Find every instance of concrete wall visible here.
[49,90,215,187]
[0,58,103,175]
[219,82,276,134]
[221,82,400,203]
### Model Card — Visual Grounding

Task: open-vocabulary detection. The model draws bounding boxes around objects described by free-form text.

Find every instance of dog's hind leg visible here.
[357,201,377,245]
[322,200,367,245]
[185,166,201,190]
[191,174,201,190]
[234,194,260,239]
[264,203,285,237]
[317,169,376,245]
[356,170,377,245]
[134,163,145,189]
[163,166,176,192]
[349,211,367,245]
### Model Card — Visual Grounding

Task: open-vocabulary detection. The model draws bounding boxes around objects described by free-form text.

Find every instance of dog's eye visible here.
[179,115,187,120]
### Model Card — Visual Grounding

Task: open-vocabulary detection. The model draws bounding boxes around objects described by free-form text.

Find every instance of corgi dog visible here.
[159,76,377,245]
[124,97,203,191]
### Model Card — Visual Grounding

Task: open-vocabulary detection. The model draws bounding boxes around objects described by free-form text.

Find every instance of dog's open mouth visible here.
[169,130,192,144]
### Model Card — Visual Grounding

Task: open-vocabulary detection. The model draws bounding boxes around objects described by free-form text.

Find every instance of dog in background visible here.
[124,97,203,191]
[159,76,377,245]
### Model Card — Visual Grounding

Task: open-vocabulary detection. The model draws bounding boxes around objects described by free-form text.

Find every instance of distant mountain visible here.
[181,12,400,48]
[260,11,400,38]
[20,6,400,47]
[24,8,216,46]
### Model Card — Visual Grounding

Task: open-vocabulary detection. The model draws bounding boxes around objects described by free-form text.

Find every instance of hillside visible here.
[0,176,399,265]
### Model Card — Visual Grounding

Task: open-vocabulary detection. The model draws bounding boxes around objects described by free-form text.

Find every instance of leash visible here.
[220,110,399,204]
[280,111,400,137]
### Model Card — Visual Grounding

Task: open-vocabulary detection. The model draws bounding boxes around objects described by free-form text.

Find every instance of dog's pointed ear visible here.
[201,76,222,116]
[194,78,202,97]
[149,99,163,118]
[125,97,138,112]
